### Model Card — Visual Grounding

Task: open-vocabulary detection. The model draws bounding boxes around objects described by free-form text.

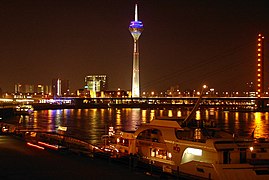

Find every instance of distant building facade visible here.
[14,83,52,95]
[52,78,70,97]
[84,75,107,98]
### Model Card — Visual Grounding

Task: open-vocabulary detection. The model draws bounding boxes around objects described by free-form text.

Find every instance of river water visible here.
[4,108,269,145]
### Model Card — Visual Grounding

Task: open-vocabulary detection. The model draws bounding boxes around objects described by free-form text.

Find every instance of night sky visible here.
[0,0,269,93]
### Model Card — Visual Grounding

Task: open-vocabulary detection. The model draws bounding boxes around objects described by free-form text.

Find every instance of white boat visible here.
[103,88,269,179]
[14,105,34,115]
[105,117,269,179]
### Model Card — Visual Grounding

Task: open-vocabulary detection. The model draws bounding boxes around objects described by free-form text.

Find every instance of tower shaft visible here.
[132,40,140,97]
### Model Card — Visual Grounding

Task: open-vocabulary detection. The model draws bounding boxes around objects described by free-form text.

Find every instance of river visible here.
[3,108,269,145]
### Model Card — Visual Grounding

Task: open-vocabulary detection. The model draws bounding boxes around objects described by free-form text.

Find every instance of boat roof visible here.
[145,119,184,130]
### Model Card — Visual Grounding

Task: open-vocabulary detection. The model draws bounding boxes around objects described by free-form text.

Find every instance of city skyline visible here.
[0,0,269,93]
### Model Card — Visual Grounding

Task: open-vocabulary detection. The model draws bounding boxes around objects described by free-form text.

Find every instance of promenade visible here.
[0,135,156,180]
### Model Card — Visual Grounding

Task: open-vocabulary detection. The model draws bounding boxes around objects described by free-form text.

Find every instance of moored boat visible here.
[105,117,269,179]
[14,105,34,116]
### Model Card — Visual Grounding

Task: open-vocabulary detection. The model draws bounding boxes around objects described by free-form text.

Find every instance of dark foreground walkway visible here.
[0,135,156,180]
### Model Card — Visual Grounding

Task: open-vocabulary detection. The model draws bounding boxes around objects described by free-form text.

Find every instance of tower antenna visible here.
[135,4,138,21]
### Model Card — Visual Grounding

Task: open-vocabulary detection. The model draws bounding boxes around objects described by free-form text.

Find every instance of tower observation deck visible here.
[129,4,143,98]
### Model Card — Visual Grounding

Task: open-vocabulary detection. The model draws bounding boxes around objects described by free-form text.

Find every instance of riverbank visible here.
[0,123,178,179]
[0,135,158,180]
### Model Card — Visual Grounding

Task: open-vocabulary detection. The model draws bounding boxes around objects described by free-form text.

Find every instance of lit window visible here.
[258,43,261,46]
[186,148,202,156]
[258,58,261,61]
[258,54,261,56]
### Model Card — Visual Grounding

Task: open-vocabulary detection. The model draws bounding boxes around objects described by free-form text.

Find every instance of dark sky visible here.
[0,0,269,93]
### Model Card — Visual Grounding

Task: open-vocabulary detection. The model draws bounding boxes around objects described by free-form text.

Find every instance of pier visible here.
[0,123,175,179]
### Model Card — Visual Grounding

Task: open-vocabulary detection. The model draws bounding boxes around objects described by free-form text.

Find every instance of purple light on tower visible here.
[129,4,144,98]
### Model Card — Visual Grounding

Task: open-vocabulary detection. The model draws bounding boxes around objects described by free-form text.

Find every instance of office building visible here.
[84,75,107,98]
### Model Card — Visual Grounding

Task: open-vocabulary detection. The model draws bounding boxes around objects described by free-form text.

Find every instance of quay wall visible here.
[32,102,255,111]
[0,108,14,119]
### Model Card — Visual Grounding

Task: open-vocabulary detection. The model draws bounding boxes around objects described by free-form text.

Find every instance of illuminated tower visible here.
[257,33,264,98]
[129,4,143,97]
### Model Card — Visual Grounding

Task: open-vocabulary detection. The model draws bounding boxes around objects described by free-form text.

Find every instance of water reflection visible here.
[253,112,266,139]
[7,108,269,145]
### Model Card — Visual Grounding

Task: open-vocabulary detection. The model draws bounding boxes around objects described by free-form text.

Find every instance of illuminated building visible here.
[14,83,52,96]
[84,75,107,98]
[44,85,52,95]
[256,33,264,98]
[52,78,70,97]
[52,79,61,97]
[129,4,143,97]
[25,84,35,93]
[15,83,23,93]
[37,84,44,94]
[14,84,34,93]
[37,84,52,95]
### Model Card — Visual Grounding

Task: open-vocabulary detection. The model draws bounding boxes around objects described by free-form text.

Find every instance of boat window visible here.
[150,148,172,160]
[116,137,129,146]
[223,151,231,164]
[176,130,193,140]
[196,167,204,173]
[240,149,247,163]
[181,147,203,164]
[137,129,163,142]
